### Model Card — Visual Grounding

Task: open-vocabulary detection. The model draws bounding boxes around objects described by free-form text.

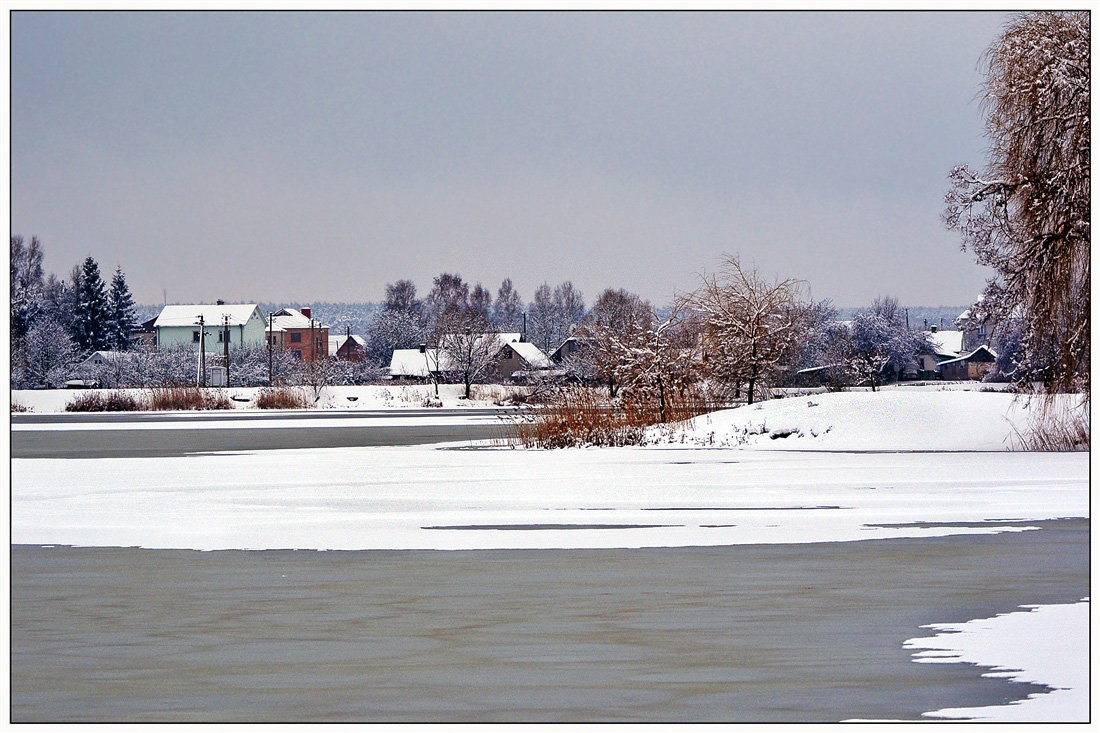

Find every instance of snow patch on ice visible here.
[905,599,1089,721]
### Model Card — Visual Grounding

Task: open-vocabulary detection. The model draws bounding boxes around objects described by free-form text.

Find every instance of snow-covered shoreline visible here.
[10,383,521,413]
[658,391,1087,451]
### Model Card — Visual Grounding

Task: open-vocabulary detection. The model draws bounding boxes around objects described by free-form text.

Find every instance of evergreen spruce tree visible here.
[107,266,136,350]
[71,256,111,353]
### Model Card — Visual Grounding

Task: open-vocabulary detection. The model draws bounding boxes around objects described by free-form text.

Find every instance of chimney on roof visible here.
[301,307,312,319]
[522,312,527,342]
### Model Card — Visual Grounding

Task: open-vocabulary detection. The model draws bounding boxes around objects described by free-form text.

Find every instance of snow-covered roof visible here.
[78,350,127,366]
[269,308,325,331]
[937,345,998,367]
[329,334,366,355]
[389,334,546,376]
[155,304,260,328]
[925,330,963,358]
[505,340,553,369]
[389,348,451,377]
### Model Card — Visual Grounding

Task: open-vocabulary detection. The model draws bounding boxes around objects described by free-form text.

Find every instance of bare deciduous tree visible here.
[683,255,809,405]
[573,288,653,397]
[492,278,524,332]
[436,309,501,399]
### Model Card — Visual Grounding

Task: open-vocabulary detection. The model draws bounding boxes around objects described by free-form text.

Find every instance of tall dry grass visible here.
[149,387,232,411]
[1012,396,1089,451]
[506,386,722,448]
[254,386,311,409]
[65,391,145,412]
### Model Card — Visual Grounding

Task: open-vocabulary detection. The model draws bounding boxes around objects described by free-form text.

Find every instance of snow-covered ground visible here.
[905,599,1090,722]
[10,383,522,413]
[658,391,1086,451]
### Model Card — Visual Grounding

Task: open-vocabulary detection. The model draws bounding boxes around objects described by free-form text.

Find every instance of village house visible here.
[388,332,552,382]
[549,335,596,364]
[938,345,998,381]
[328,328,367,362]
[955,300,995,353]
[267,307,329,362]
[914,327,964,379]
[130,316,158,348]
[65,350,128,388]
[154,302,266,351]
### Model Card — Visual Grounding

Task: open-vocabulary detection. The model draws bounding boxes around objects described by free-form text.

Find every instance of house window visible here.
[193,331,200,343]
[290,332,302,343]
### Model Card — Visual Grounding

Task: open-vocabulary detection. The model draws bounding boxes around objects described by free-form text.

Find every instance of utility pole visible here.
[223,314,230,387]
[268,312,274,385]
[198,315,206,387]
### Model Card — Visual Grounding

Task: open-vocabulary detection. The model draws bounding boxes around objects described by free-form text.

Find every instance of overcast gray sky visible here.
[12,11,1010,307]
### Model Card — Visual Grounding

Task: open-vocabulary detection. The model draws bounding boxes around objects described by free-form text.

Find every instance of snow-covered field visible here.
[905,599,1090,722]
[660,391,1086,451]
[10,383,520,413]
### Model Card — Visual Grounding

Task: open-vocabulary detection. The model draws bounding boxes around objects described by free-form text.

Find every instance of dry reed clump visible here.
[468,384,528,404]
[1013,398,1090,451]
[65,391,145,412]
[506,386,719,448]
[254,386,311,409]
[11,401,31,413]
[149,387,233,411]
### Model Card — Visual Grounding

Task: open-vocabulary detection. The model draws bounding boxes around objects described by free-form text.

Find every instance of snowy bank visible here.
[905,599,1089,721]
[661,391,1086,451]
[10,383,523,414]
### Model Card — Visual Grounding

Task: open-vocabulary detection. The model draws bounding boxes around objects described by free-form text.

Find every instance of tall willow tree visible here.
[944,11,1089,395]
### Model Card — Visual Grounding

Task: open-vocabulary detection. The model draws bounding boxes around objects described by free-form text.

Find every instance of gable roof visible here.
[924,330,964,358]
[330,334,366,355]
[504,340,553,369]
[389,348,449,377]
[154,304,260,328]
[78,350,127,367]
[269,308,327,331]
[937,345,998,367]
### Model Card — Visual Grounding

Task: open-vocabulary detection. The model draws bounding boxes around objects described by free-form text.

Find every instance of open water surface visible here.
[11,519,1088,722]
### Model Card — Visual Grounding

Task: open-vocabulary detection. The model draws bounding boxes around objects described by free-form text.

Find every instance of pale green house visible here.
[154,303,267,351]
